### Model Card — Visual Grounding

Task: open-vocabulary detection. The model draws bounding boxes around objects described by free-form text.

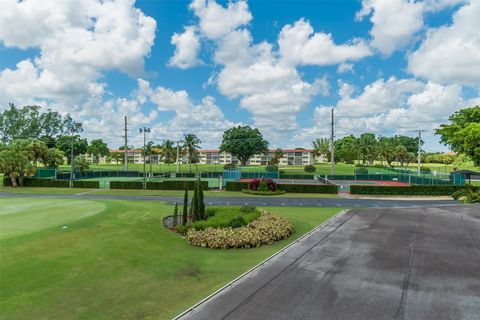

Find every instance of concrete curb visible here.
[173,209,350,320]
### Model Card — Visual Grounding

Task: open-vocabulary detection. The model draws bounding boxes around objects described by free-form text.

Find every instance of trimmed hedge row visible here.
[147,180,208,190]
[349,185,476,196]
[3,178,99,188]
[110,181,143,189]
[225,181,338,194]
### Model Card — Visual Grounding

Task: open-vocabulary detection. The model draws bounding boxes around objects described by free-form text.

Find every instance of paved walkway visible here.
[177,204,480,320]
[0,192,458,208]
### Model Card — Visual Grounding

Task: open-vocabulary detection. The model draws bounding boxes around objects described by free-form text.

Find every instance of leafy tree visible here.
[56,135,88,164]
[377,137,396,166]
[42,148,65,168]
[0,146,34,187]
[395,145,409,167]
[183,133,201,170]
[393,135,419,155]
[358,133,377,165]
[436,106,480,166]
[219,126,269,165]
[0,104,82,144]
[159,140,176,164]
[87,139,109,164]
[73,155,90,174]
[334,135,358,164]
[312,137,330,161]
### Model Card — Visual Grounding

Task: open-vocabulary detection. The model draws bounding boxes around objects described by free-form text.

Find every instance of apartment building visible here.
[198,149,321,165]
[86,149,323,166]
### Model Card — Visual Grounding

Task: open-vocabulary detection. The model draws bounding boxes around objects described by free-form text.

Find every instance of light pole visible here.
[139,127,151,189]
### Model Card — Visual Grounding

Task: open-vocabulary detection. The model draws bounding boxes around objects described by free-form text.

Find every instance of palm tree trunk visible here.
[9,173,18,187]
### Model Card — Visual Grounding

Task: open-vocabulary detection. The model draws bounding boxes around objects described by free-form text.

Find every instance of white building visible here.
[86,148,324,166]
[197,149,321,165]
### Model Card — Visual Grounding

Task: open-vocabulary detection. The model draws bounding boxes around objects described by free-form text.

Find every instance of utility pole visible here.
[139,127,151,189]
[70,131,74,188]
[330,108,335,176]
[415,130,426,176]
[124,116,128,172]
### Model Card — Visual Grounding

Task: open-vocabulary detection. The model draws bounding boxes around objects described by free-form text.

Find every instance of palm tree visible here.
[160,140,176,164]
[183,133,201,172]
[312,138,330,161]
[377,139,395,166]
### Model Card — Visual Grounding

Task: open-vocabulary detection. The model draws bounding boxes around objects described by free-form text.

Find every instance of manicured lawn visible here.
[0,197,342,319]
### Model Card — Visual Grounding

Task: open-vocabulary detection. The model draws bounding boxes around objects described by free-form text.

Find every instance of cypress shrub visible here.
[191,180,199,221]
[182,184,188,226]
[173,202,178,227]
[198,179,205,220]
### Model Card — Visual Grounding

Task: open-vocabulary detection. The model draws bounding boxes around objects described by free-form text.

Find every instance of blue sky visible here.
[1,0,479,151]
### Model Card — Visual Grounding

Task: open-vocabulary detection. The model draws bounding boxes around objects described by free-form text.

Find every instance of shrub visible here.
[240,205,256,213]
[248,179,260,191]
[173,202,179,226]
[258,180,269,192]
[147,180,207,190]
[349,185,476,196]
[178,206,261,233]
[3,178,69,188]
[241,189,285,196]
[110,181,143,189]
[228,215,247,228]
[451,186,480,203]
[226,181,338,193]
[186,213,294,249]
[265,165,278,172]
[304,165,316,173]
[72,180,100,188]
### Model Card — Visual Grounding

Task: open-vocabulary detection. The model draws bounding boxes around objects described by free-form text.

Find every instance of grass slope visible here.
[0,197,342,319]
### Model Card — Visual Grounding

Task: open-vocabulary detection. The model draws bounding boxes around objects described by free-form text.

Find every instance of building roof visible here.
[109,149,143,153]
[197,149,314,153]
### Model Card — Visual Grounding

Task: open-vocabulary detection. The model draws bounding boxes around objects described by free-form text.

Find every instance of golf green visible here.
[0,199,105,240]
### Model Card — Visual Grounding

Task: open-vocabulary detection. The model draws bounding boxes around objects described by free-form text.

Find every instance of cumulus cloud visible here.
[295,77,472,148]
[0,0,156,109]
[408,1,480,87]
[169,26,202,69]
[278,19,372,66]
[356,0,425,56]
[137,79,239,146]
[189,0,252,39]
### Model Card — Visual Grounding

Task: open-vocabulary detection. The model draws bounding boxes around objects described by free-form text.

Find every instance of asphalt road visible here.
[178,205,480,320]
[0,192,457,208]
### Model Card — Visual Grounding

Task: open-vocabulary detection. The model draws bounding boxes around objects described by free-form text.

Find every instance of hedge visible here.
[110,181,143,189]
[349,185,477,196]
[225,181,338,194]
[147,180,208,190]
[3,178,98,188]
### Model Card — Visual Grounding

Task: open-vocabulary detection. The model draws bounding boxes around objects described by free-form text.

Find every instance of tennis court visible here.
[77,176,220,188]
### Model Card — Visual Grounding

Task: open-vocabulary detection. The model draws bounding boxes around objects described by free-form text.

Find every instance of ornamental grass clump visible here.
[186,212,294,249]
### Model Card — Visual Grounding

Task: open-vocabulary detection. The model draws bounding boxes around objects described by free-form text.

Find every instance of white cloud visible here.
[337,63,355,74]
[278,19,372,66]
[0,0,156,109]
[137,79,238,147]
[189,0,252,39]
[296,77,474,150]
[408,1,480,87]
[169,26,202,69]
[356,0,425,56]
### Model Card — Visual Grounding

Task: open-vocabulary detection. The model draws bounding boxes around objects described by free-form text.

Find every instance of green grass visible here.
[0,197,342,319]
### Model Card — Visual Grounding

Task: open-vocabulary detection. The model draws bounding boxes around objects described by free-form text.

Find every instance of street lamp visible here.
[139,127,151,189]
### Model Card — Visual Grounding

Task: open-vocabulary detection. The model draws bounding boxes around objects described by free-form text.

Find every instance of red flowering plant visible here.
[249,178,277,191]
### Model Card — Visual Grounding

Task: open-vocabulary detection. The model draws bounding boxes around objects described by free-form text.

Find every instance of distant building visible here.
[85,148,325,166]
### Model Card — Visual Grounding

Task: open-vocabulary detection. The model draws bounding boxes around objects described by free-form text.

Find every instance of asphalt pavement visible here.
[0,192,458,208]
[177,204,480,320]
